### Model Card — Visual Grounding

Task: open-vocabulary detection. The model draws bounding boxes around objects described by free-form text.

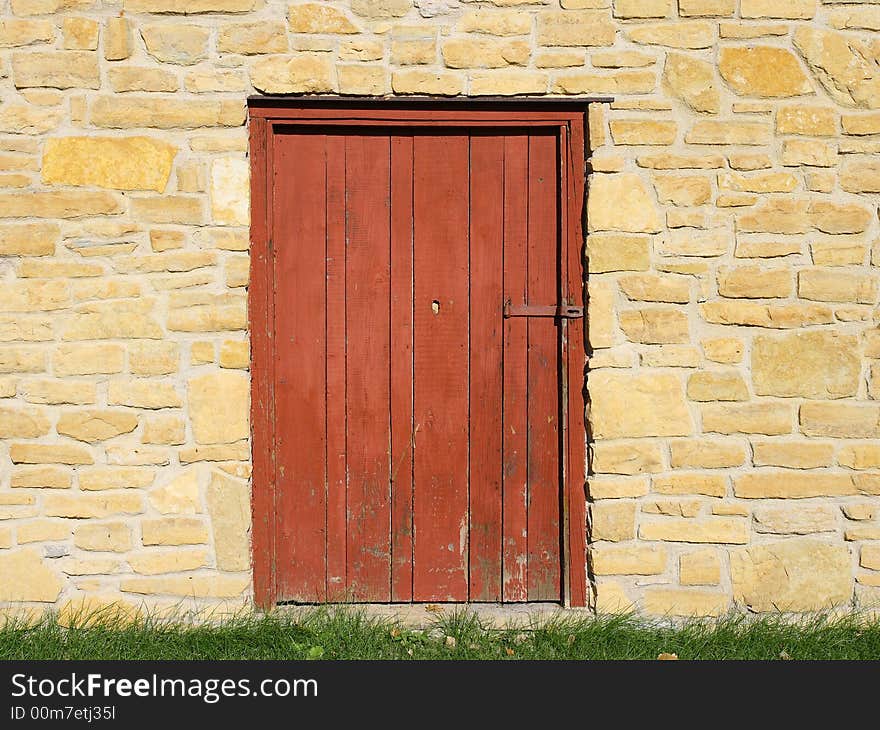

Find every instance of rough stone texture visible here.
[730,540,852,612]
[0,0,875,620]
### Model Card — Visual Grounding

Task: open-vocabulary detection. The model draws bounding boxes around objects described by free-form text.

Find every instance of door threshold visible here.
[272,602,592,628]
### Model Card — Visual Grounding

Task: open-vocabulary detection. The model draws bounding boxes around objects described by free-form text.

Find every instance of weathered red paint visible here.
[249,101,589,608]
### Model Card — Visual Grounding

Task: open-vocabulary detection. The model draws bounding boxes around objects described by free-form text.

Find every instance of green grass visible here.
[2,609,879,660]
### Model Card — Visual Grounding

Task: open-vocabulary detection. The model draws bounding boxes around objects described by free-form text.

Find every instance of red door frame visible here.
[248,98,590,608]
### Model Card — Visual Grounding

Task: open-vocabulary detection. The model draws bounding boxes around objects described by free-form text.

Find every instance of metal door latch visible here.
[503,301,584,319]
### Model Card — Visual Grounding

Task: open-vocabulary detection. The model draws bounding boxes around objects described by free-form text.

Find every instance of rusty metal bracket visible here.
[504,301,584,319]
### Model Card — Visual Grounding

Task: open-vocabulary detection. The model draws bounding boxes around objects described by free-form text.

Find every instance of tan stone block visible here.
[442,38,529,68]
[830,6,880,30]
[610,120,677,146]
[736,198,809,234]
[108,66,177,92]
[652,175,711,206]
[0,104,62,135]
[17,260,103,279]
[130,196,204,225]
[719,172,798,194]
[45,492,142,519]
[457,8,532,35]
[799,269,876,304]
[42,137,176,193]
[719,46,813,97]
[804,171,836,194]
[20,379,93,406]
[586,233,650,273]
[61,557,122,576]
[337,65,385,95]
[591,440,663,476]
[106,444,170,467]
[619,274,689,304]
[183,67,247,93]
[800,402,880,439]
[589,476,651,499]
[658,229,729,257]
[842,113,880,136]
[250,54,334,94]
[219,340,249,369]
[734,240,802,258]
[390,39,435,65]
[861,545,880,571]
[62,17,98,49]
[53,344,124,376]
[289,3,358,33]
[701,338,743,364]
[141,517,209,546]
[0,222,57,256]
[0,548,62,602]
[128,549,209,575]
[702,402,792,435]
[469,70,548,96]
[552,70,655,95]
[0,377,16,397]
[640,517,747,544]
[0,346,45,374]
[591,50,654,68]
[669,439,745,469]
[56,410,138,443]
[846,524,880,541]
[793,27,880,110]
[653,472,727,497]
[712,502,749,517]
[840,157,880,194]
[614,0,671,17]
[734,470,856,498]
[91,96,244,129]
[754,504,837,534]
[625,21,713,48]
[590,501,636,542]
[639,345,701,368]
[339,39,383,61]
[680,549,721,585]
[390,69,463,96]
[590,371,692,439]
[686,371,748,402]
[741,0,813,18]
[662,52,719,113]
[128,342,179,377]
[207,470,250,571]
[103,17,130,60]
[843,503,876,521]
[79,467,155,491]
[752,331,860,398]
[11,466,70,489]
[731,540,851,612]
[686,120,771,145]
[217,21,286,54]
[10,442,92,465]
[120,574,249,598]
[700,300,833,328]
[594,580,635,614]
[71,279,141,302]
[143,415,186,445]
[140,24,208,65]
[638,153,724,170]
[150,468,200,514]
[776,105,836,136]
[619,308,689,344]
[107,379,181,409]
[190,341,215,365]
[752,441,834,469]
[536,10,615,46]
[179,442,249,463]
[0,18,54,46]
[588,277,616,349]
[781,139,837,167]
[149,230,185,253]
[593,544,666,575]
[716,265,791,298]
[349,0,410,15]
[12,51,99,89]
[0,191,122,219]
[839,444,880,471]
[642,498,702,517]
[811,240,866,266]
[17,519,71,543]
[73,522,131,553]
[210,157,248,226]
[115,251,215,275]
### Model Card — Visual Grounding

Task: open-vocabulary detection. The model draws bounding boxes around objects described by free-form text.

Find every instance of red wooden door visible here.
[271,127,566,603]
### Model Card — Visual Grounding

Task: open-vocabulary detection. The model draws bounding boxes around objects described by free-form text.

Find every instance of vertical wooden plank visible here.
[412,133,470,602]
[502,134,529,602]
[325,135,347,602]
[526,132,561,602]
[273,132,327,602]
[565,119,588,608]
[468,134,504,602]
[249,117,275,608]
[390,135,415,603]
[345,134,392,601]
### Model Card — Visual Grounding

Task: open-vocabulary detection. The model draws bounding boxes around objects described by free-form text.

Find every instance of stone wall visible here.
[0,0,878,618]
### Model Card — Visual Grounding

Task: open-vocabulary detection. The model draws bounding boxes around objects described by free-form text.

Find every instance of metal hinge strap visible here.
[503,301,584,319]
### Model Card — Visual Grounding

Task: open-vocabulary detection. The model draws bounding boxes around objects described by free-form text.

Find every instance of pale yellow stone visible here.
[669,439,746,469]
[741,0,814,19]
[686,371,749,402]
[752,441,834,469]
[614,0,671,17]
[120,575,249,599]
[350,0,410,18]
[588,174,661,233]
[337,65,385,95]
[62,17,98,50]
[219,340,249,369]
[90,96,245,129]
[74,522,132,553]
[10,442,93,465]
[458,8,532,35]
[469,70,548,95]
[653,175,711,206]
[700,300,834,328]
[0,548,62,602]
[734,471,856,498]
[731,540,852,612]
[289,3,358,33]
[640,518,748,544]
[11,467,70,489]
[552,70,655,95]
[638,153,724,169]
[595,580,635,614]
[391,69,463,95]
[250,54,334,94]
[589,476,651,498]
[12,51,99,89]
[188,371,249,444]
[719,46,813,98]
[590,371,692,438]
[716,265,792,298]
[619,309,689,344]
[840,156,880,194]
[108,379,181,409]
[150,468,201,515]
[781,139,837,167]
[79,467,154,491]
[536,10,615,46]
[861,545,880,571]
[17,520,71,543]
[810,241,866,267]
[141,24,208,65]
[625,21,713,48]
[442,38,530,68]
[590,501,636,541]
[207,470,250,571]
[776,105,837,136]
[586,233,650,273]
[128,550,209,575]
[842,114,880,136]
[800,402,880,439]
[754,505,837,534]
[680,550,721,585]
[591,50,654,68]
[686,120,771,145]
[839,444,880,471]
[592,545,666,575]
[662,52,719,113]
[179,443,249,463]
[653,473,728,497]
[104,17,131,60]
[701,338,743,365]
[21,379,95,405]
[659,230,729,257]
[339,39,383,61]
[218,21,287,54]
[125,0,257,11]
[610,120,677,145]
[793,27,880,109]
[106,444,170,467]
[702,402,792,435]
[843,503,876,521]
[0,18,55,47]
[590,441,663,475]
[0,191,123,219]
[642,498,702,517]
[391,39,435,65]
[142,415,185,445]
[211,158,249,226]
[619,274,689,303]
[57,410,139,443]
[129,342,178,377]
[53,344,124,376]
[799,269,876,304]
[639,345,701,367]
[44,492,142,519]
[141,517,208,546]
